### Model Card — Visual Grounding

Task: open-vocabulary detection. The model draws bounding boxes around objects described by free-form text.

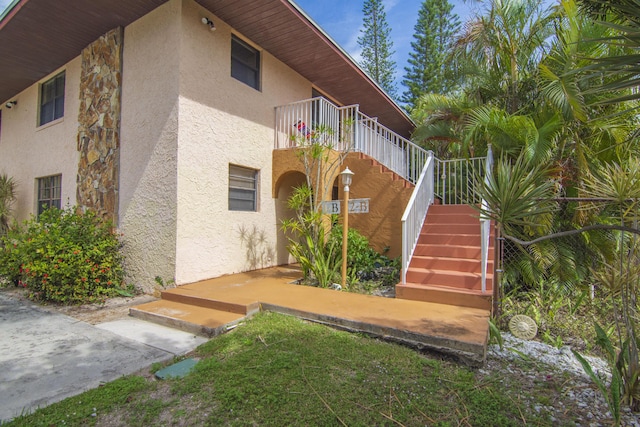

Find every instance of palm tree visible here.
[413,0,639,312]
[452,0,555,114]
[412,0,559,159]
[577,0,640,103]
[539,0,639,197]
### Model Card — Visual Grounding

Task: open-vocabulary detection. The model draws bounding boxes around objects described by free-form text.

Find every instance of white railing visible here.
[480,146,494,294]
[275,97,429,185]
[275,97,349,151]
[276,98,494,287]
[435,156,487,205]
[400,152,434,284]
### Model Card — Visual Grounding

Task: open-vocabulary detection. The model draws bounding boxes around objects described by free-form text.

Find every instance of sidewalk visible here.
[0,292,206,423]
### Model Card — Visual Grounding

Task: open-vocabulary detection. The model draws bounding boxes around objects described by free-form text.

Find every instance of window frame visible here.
[39,71,66,126]
[228,164,259,212]
[231,35,261,90]
[37,174,62,216]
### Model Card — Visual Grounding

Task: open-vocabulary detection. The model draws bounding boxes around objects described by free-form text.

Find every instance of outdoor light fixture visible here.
[340,167,354,189]
[5,101,17,109]
[340,167,354,288]
[201,17,216,31]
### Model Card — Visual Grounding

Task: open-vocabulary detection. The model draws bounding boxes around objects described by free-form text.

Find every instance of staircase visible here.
[396,204,494,310]
[357,153,413,188]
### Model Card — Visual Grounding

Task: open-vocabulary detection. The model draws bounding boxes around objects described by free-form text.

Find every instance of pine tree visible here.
[402,0,460,110]
[357,0,397,98]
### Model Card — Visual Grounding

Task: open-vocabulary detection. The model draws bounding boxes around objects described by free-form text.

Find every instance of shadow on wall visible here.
[238,225,276,271]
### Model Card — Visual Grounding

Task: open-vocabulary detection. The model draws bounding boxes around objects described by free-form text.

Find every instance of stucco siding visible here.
[119,0,181,291]
[0,61,81,222]
[173,0,311,284]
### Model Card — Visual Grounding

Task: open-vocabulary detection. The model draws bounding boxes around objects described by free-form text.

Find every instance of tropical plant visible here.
[281,123,351,288]
[578,159,640,418]
[281,184,341,288]
[577,0,640,104]
[484,158,640,421]
[358,0,397,98]
[0,173,17,238]
[452,0,554,114]
[473,152,558,314]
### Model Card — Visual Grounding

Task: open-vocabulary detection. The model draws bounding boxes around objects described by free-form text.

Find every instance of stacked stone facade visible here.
[76,27,123,224]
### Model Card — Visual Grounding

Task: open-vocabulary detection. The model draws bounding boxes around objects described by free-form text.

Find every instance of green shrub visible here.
[329,226,398,287]
[0,207,129,304]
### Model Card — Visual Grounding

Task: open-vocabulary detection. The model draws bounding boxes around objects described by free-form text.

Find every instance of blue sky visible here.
[294,0,483,94]
[0,0,10,14]
[0,0,555,95]
[294,0,556,95]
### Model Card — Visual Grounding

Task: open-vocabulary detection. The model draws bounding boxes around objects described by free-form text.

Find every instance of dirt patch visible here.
[0,286,157,324]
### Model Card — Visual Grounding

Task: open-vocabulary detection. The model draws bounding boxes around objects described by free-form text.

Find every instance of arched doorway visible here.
[274,171,307,265]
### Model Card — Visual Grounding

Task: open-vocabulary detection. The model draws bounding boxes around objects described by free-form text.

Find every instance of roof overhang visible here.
[0,0,414,136]
[0,0,169,104]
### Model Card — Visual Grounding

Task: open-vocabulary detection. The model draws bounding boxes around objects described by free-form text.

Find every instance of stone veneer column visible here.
[76,27,123,224]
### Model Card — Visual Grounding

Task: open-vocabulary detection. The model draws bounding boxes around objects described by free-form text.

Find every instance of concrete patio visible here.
[131,266,490,364]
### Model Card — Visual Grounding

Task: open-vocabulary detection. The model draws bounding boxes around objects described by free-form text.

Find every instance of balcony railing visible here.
[275,97,429,185]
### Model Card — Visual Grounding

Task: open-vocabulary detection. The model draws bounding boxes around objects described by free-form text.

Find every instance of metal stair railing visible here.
[274,97,429,185]
[434,156,487,205]
[480,146,493,294]
[275,98,492,289]
[400,152,434,284]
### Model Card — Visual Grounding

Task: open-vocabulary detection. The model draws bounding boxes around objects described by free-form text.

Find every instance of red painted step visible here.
[397,204,495,310]
[410,255,494,273]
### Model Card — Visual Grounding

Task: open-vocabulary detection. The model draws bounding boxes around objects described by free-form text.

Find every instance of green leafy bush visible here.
[0,207,129,304]
[329,226,398,287]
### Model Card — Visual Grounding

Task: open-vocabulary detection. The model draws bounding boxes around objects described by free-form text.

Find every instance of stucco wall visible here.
[273,150,412,259]
[119,0,181,291]
[172,0,312,284]
[0,61,81,222]
[342,153,412,258]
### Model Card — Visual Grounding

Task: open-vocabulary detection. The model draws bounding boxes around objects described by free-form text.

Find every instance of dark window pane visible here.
[39,72,65,126]
[37,175,62,217]
[231,36,260,90]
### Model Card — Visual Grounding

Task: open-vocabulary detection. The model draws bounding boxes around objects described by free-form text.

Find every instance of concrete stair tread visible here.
[412,255,493,262]
[407,267,493,277]
[396,283,492,310]
[130,300,247,337]
[161,288,259,315]
[400,282,492,295]
[417,243,489,249]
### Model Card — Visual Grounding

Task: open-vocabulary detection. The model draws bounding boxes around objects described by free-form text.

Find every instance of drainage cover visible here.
[155,358,198,380]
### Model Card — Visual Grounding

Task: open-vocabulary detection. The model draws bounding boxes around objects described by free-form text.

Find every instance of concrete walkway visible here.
[133,266,490,364]
[0,292,206,423]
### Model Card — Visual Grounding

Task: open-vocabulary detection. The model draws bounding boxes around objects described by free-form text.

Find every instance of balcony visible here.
[274,97,429,185]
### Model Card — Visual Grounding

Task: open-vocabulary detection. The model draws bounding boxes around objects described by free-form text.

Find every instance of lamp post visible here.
[340,167,354,288]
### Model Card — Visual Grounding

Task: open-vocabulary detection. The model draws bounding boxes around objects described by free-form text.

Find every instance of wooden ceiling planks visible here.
[0,0,412,136]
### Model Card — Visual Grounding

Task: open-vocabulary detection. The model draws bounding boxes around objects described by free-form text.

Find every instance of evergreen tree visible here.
[357,0,397,98]
[402,0,460,109]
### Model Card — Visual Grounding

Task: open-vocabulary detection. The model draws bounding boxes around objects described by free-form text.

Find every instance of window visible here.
[229,165,258,211]
[37,175,61,216]
[39,72,65,126]
[231,35,260,90]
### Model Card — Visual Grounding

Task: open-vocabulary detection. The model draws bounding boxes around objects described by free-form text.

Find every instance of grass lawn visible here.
[6,312,559,426]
